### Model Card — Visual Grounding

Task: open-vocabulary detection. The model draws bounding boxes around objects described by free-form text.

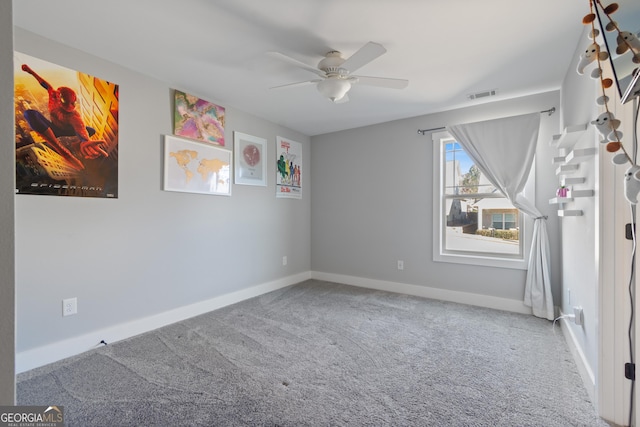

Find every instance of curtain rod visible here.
[416,107,556,135]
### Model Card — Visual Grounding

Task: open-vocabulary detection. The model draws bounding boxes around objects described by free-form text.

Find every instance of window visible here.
[432,132,529,269]
[491,212,517,230]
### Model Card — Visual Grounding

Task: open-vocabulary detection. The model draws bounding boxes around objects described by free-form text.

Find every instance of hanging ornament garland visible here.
[578,0,640,165]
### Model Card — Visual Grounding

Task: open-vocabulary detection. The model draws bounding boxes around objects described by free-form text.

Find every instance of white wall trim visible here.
[19,270,565,374]
[560,315,596,404]
[16,272,311,373]
[311,271,533,315]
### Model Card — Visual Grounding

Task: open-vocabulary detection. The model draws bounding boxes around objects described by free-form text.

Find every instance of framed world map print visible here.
[234,131,267,187]
[164,135,231,196]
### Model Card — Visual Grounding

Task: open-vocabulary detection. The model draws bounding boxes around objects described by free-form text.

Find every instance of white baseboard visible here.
[311,271,534,315]
[560,315,596,404]
[16,272,311,374]
[17,271,556,374]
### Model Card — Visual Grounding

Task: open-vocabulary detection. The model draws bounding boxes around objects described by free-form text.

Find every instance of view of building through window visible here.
[442,142,521,257]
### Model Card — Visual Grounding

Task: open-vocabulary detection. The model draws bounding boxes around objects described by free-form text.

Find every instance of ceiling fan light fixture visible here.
[318,51,345,75]
[317,78,351,102]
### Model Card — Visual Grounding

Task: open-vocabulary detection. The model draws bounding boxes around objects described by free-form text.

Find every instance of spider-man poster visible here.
[14,52,119,198]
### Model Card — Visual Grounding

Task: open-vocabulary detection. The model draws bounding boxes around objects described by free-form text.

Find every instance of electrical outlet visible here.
[626,363,636,380]
[282,256,287,266]
[626,223,635,240]
[573,306,583,326]
[397,260,404,270]
[62,298,77,316]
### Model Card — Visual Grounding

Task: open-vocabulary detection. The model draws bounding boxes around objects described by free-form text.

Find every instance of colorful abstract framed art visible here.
[173,90,225,146]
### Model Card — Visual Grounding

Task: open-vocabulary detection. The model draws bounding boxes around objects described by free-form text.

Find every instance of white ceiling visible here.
[12,0,640,136]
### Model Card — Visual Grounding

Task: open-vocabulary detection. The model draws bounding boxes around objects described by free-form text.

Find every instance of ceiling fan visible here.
[268,41,408,103]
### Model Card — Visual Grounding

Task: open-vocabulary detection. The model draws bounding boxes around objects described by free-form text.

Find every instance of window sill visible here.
[434,251,527,270]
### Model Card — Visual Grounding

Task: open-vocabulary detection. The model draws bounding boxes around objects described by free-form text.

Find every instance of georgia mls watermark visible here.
[0,406,64,427]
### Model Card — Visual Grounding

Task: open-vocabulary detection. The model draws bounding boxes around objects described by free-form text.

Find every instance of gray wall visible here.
[14,28,310,356]
[558,28,601,390]
[310,91,561,304]
[1,0,16,405]
[560,26,640,422]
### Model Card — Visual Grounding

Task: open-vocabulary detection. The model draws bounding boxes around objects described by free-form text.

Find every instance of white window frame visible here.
[432,131,533,270]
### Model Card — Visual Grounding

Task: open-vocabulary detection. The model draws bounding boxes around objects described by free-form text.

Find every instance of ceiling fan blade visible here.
[267,51,326,78]
[341,42,386,73]
[352,75,408,89]
[270,79,322,90]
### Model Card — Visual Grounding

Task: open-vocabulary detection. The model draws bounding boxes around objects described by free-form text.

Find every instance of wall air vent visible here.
[467,89,498,100]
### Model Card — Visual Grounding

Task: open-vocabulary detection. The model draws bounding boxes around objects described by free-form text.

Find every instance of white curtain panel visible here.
[448,113,554,320]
